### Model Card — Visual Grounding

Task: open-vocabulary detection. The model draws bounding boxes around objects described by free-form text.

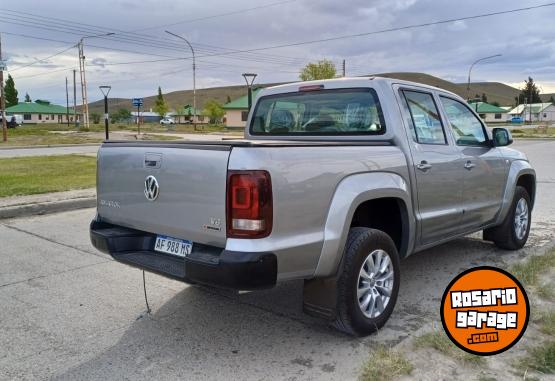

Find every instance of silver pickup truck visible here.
[90,77,536,336]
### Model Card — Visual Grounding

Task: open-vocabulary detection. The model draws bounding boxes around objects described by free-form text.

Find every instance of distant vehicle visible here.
[160,117,175,125]
[0,114,22,128]
[511,116,524,123]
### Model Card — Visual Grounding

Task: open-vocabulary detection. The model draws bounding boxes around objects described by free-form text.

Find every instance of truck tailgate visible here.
[96,143,230,247]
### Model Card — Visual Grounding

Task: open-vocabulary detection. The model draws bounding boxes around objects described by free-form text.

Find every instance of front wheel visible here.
[333,227,400,336]
[483,186,531,250]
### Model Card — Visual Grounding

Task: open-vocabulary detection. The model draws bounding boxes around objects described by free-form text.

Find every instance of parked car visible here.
[90,77,535,336]
[511,116,524,123]
[0,114,21,128]
[160,117,175,125]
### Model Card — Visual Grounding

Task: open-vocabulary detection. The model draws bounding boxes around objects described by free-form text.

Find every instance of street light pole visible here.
[467,54,502,100]
[78,32,115,129]
[165,30,196,130]
[242,73,258,110]
[99,85,111,140]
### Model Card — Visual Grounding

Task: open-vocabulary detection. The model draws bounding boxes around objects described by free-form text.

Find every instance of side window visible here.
[402,90,446,144]
[440,97,488,146]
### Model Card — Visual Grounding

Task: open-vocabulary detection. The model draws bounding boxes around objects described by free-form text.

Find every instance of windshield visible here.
[250,88,386,136]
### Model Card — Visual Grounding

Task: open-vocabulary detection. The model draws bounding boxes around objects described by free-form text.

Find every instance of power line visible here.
[0,8,307,64]
[8,44,76,71]
[171,2,555,56]
[130,0,299,32]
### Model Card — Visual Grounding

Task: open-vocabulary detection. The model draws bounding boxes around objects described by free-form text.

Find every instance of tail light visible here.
[227,170,272,238]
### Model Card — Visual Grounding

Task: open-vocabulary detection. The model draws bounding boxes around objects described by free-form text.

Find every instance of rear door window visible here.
[440,97,488,146]
[250,88,385,135]
[402,90,446,144]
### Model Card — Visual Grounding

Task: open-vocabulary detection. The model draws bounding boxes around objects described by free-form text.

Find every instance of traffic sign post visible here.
[132,98,144,135]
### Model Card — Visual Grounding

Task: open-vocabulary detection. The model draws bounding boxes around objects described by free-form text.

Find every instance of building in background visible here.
[508,103,555,122]
[467,101,509,122]
[131,110,164,124]
[223,88,263,128]
[169,105,206,124]
[6,99,79,124]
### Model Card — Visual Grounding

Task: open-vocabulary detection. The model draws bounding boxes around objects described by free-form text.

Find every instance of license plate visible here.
[154,235,193,257]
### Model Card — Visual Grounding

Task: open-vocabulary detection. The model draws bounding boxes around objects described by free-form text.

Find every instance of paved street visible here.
[0,144,100,158]
[0,132,242,158]
[0,140,554,380]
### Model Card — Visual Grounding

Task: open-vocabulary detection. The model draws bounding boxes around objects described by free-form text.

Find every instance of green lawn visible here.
[0,124,104,146]
[0,155,96,197]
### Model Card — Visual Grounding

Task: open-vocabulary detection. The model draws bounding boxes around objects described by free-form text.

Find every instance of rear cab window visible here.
[250,88,386,136]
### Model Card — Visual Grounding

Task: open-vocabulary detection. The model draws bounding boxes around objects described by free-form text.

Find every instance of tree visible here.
[226,95,232,103]
[153,86,169,117]
[90,112,101,124]
[481,93,488,103]
[299,59,336,81]
[202,99,225,124]
[111,108,131,123]
[4,74,18,107]
[491,101,500,107]
[549,95,555,104]
[24,93,31,102]
[517,77,542,104]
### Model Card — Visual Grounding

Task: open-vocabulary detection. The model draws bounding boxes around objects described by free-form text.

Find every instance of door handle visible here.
[416,161,432,171]
[464,161,476,170]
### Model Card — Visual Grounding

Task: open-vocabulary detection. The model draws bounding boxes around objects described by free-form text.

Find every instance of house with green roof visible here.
[508,102,555,122]
[467,101,509,123]
[6,100,80,124]
[223,88,263,128]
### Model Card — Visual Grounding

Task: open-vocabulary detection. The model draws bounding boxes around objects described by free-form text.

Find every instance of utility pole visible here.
[342,59,346,77]
[65,77,70,127]
[73,69,77,127]
[77,39,89,129]
[0,33,7,142]
[165,31,196,130]
[77,33,115,129]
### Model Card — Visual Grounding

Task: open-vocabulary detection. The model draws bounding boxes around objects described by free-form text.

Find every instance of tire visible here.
[333,227,400,336]
[483,186,531,250]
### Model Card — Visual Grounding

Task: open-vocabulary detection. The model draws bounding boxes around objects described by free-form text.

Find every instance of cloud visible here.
[3,0,555,104]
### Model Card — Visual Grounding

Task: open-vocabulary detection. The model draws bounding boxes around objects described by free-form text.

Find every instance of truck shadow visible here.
[56,237,522,380]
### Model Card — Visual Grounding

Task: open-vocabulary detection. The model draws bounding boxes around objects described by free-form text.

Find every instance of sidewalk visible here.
[0,188,96,219]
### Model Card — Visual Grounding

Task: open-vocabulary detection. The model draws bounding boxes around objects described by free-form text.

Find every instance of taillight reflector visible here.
[227,170,272,238]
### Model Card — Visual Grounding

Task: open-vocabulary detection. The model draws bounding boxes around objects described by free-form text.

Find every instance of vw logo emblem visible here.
[144,175,159,201]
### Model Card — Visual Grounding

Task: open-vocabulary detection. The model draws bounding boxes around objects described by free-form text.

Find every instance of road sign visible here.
[132,97,144,107]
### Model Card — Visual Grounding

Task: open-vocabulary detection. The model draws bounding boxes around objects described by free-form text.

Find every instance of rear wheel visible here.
[333,227,400,336]
[483,186,531,250]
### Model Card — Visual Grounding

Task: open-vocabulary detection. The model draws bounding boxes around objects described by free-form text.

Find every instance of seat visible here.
[269,109,295,133]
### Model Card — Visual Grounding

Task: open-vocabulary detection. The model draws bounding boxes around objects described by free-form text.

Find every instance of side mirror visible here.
[492,127,513,147]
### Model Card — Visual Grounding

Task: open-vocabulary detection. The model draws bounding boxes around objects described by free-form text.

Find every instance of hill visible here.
[88,72,523,113]
[88,84,280,115]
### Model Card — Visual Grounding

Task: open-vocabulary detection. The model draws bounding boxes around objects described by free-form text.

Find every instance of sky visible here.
[2,0,555,106]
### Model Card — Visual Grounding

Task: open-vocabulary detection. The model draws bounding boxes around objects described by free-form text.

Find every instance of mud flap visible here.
[303,277,338,321]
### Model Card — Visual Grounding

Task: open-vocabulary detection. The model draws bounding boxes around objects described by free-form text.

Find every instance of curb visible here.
[0,197,96,219]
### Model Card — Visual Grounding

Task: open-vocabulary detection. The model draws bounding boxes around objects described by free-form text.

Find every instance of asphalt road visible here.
[0,144,100,158]
[0,133,240,158]
[0,140,554,380]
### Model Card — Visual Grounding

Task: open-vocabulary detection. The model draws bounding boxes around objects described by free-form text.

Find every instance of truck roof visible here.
[260,76,460,99]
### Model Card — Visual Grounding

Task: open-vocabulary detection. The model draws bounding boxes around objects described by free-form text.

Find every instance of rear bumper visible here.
[90,220,277,290]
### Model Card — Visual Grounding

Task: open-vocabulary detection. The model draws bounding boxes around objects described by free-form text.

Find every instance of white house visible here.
[508,103,555,122]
